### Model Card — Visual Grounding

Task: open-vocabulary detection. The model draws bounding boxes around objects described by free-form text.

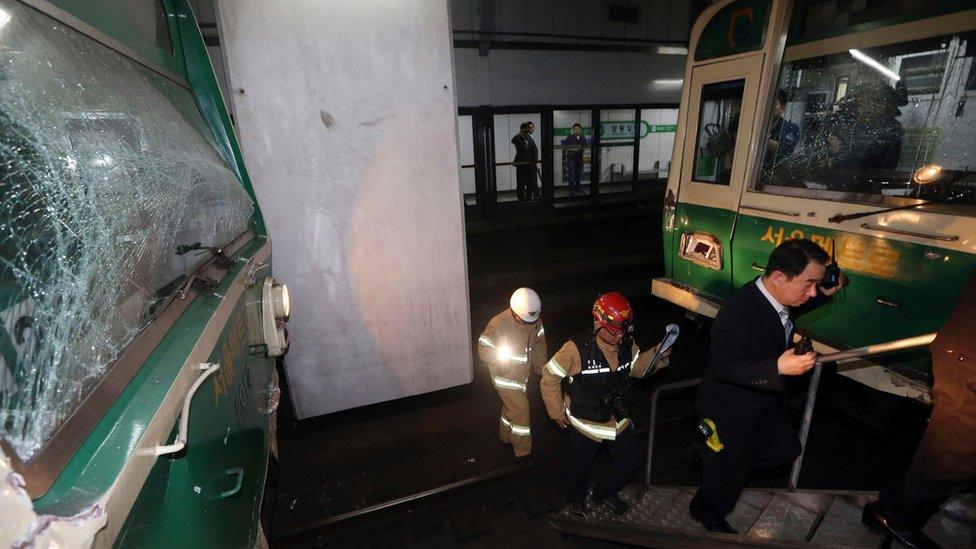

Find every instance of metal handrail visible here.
[644,377,702,484]
[643,333,935,488]
[787,332,936,489]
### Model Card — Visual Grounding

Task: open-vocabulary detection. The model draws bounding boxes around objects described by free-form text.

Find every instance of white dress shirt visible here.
[756,277,792,346]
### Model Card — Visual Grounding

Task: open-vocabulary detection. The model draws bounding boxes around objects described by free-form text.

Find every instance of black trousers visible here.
[566,423,639,504]
[516,166,535,201]
[691,407,801,526]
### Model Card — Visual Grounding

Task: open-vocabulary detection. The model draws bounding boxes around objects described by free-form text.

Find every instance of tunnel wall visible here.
[453,49,686,107]
[218,0,472,418]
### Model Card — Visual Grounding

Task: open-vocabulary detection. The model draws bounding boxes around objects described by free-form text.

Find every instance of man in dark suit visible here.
[512,121,538,201]
[690,238,844,533]
[861,269,976,549]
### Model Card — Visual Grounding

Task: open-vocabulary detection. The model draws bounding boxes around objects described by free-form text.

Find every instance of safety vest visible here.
[565,332,633,423]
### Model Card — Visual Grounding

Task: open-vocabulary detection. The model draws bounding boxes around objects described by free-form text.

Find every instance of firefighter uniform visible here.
[477,308,547,457]
[541,333,668,504]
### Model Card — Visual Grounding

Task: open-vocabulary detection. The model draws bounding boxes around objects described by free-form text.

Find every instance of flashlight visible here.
[496,344,512,363]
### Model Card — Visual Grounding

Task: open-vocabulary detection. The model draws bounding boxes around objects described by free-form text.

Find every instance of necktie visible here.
[781,310,793,347]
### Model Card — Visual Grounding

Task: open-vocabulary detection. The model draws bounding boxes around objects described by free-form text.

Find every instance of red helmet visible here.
[592,292,633,335]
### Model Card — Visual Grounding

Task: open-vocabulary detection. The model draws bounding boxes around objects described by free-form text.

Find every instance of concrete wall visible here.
[450,0,691,42]
[454,48,686,107]
[451,0,689,106]
[199,0,689,110]
[217,0,472,419]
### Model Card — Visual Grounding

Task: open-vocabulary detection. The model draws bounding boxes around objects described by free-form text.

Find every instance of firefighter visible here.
[541,292,671,517]
[477,288,547,461]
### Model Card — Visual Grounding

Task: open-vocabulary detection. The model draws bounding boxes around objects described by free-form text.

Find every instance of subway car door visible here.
[672,54,764,300]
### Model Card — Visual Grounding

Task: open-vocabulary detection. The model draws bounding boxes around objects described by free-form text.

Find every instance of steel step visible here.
[549,485,976,548]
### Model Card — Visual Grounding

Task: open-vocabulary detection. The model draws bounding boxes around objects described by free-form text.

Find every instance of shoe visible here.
[569,500,588,518]
[861,500,940,549]
[689,500,738,534]
[597,494,631,515]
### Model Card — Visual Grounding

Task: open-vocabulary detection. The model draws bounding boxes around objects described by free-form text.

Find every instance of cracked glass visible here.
[756,31,976,214]
[0,1,254,460]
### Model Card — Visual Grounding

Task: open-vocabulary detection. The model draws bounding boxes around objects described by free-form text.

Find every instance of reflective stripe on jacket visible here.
[477,308,547,389]
[541,336,667,442]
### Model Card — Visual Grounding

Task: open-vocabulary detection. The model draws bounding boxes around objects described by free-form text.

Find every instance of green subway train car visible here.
[654,0,976,399]
[0,0,287,546]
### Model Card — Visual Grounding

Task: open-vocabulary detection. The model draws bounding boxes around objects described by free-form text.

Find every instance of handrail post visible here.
[788,363,822,491]
[645,378,702,485]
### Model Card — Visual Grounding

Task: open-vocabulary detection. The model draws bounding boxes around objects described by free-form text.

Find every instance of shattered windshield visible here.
[0,1,254,460]
[756,31,976,211]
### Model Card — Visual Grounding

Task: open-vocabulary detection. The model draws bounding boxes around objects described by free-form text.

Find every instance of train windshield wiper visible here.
[828,200,934,223]
[829,168,972,223]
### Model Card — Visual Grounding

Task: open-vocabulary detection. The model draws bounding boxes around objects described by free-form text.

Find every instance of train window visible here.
[755,32,976,215]
[0,1,253,460]
[692,80,745,185]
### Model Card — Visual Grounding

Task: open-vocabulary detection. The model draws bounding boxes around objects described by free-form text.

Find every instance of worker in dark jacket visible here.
[561,123,587,195]
[541,292,671,518]
[512,121,539,201]
[690,238,844,533]
[862,269,976,549]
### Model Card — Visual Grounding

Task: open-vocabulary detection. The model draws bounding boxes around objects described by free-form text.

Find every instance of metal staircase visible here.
[550,335,976,549]
[549,486,976,548]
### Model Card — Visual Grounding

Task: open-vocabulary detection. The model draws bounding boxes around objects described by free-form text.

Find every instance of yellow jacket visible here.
[477,309,547,392]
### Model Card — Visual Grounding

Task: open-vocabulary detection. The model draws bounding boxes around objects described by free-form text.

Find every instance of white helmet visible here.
[510,288,541,323]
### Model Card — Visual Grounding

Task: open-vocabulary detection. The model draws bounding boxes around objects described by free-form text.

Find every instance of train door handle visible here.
[875,296,903,308]
[152,363,221,457]
[220,467,245,498]
[751,263,765,272]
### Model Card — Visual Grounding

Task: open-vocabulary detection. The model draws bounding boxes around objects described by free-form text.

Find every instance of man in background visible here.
[561,123,587,195]
[512,122,539,201]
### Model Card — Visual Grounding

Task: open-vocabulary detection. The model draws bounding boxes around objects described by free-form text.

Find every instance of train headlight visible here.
[913,164,942,185]
[262,277,290,357]
[273,283,290,320]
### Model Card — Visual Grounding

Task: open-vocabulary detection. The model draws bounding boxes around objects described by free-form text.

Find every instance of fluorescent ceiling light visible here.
[849,49,900,81]
[656,46,688,55]
[652,79,684,87]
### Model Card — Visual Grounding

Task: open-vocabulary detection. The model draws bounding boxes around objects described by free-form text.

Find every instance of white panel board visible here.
[218,0,472,418]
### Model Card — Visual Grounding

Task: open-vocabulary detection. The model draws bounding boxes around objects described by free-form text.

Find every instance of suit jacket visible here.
[512,133,538,165]
[696,277,830,432]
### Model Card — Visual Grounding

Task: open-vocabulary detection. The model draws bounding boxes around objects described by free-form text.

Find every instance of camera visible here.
[601,387,631,418]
